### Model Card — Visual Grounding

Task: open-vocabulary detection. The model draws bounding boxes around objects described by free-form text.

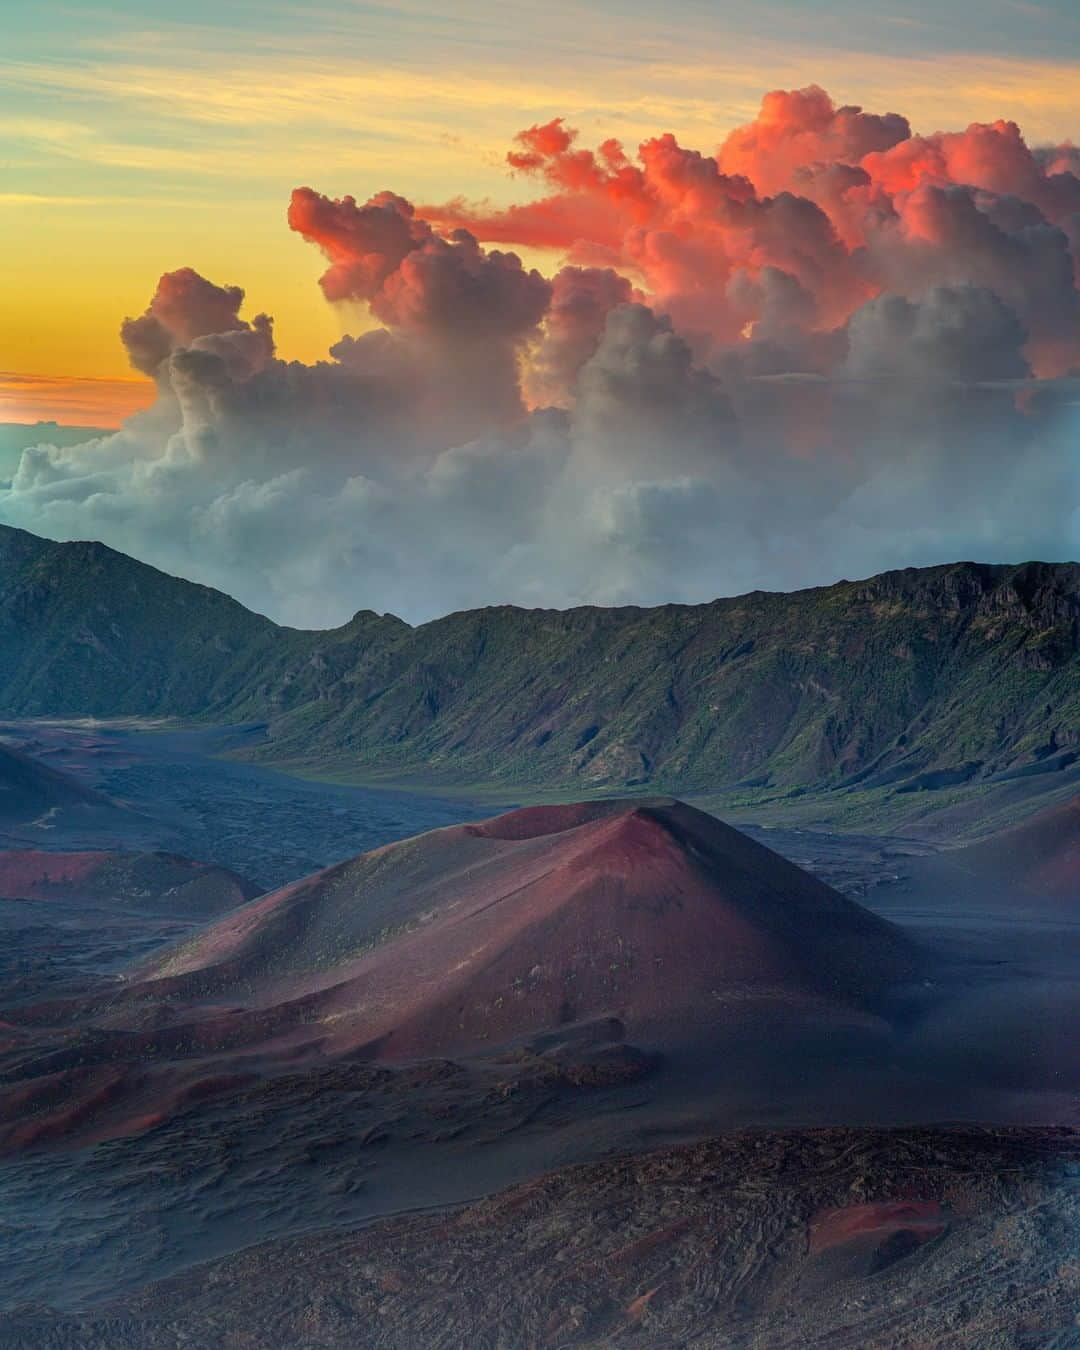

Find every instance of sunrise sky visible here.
[4,0,1080,425]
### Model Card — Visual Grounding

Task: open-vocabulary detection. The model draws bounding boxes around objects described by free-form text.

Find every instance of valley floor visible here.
[0,719,1076,1346]
[0,720,489,890]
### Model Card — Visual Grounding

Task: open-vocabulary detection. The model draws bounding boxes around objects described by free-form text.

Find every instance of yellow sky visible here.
[4,2,1080,425]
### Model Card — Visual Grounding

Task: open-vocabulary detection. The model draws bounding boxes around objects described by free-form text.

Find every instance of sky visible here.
[0,1,1078,626]
[4,0,1080,425]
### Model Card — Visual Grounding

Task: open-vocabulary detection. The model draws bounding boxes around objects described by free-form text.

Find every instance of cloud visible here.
[1,85,1078,625]
[121,268,272,377]
[525,265,635,408]
[428,85,1080,376]
[843,284,1031,383]
[289,187,551,436]
[287,189,432,305]
[717,83,911,196]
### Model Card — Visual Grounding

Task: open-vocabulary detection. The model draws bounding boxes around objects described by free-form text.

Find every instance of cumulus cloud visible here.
[431,85,1080,375]
[525,265,634,408]
[120,268,267,377]
[717,84,911,196]
[844,284,1030,383]
[288,186,551,437]
[1,85,1078,626]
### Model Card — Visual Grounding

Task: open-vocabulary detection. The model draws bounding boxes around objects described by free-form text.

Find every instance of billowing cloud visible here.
[1,85,1078,626]
[430,84,1080,376]
[525,265,635,408]
[120,268,266,377]
[844,284,1030,383]
[717,84,911,196]
[288,186,551,436]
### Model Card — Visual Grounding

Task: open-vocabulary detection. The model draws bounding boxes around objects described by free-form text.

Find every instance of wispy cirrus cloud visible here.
[6,46,1080,137]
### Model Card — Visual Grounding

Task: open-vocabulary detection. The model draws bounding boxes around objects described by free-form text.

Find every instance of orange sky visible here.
[5,1,1080,426]
[0,373,154,428]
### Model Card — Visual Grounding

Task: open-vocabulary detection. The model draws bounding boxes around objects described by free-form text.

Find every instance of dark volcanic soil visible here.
[0,721,487,889]
[0,723,1076,1341]
[0,742,140,842]
[896,793,1079,914]
[0,800,923,1157]
[5,1125,1076,1349]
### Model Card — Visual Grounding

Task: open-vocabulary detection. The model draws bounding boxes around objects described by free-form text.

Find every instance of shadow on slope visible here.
[0,742,145,845]
[898,793,1079,913]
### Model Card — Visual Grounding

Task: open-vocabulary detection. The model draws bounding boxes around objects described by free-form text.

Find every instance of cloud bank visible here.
[2,85,1078,626]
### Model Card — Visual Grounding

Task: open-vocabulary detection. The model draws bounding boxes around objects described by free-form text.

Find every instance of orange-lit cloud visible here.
[420,86,1080,377]
[5,27,1080,407]
[1,82,1077,626]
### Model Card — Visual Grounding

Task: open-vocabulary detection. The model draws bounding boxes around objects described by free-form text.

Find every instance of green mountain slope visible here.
[0,524,1076,811]
[256,562,1080,806]
[0,524,401,718]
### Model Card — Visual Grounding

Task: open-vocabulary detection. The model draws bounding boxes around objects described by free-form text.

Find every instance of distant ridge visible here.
[0,523,1076,807]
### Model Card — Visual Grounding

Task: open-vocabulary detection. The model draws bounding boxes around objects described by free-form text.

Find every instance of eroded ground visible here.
[0,721,1076,1345]
[4,1125,1076,1348]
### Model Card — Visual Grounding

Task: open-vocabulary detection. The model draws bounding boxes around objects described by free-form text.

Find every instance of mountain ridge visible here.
[1,523,1076,811]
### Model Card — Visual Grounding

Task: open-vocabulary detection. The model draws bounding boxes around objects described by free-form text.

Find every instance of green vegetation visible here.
[1,523,1076,828]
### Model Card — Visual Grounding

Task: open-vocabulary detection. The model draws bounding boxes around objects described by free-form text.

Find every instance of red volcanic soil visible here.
[803,1198,948,1283]
[139,798,917,1060]
[0,849,260,915]
[0,800,920,1149]
[809,1199,947,1256]
[961,795,1078,904]
[0,850,104,894]
[906,794,1079,910]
